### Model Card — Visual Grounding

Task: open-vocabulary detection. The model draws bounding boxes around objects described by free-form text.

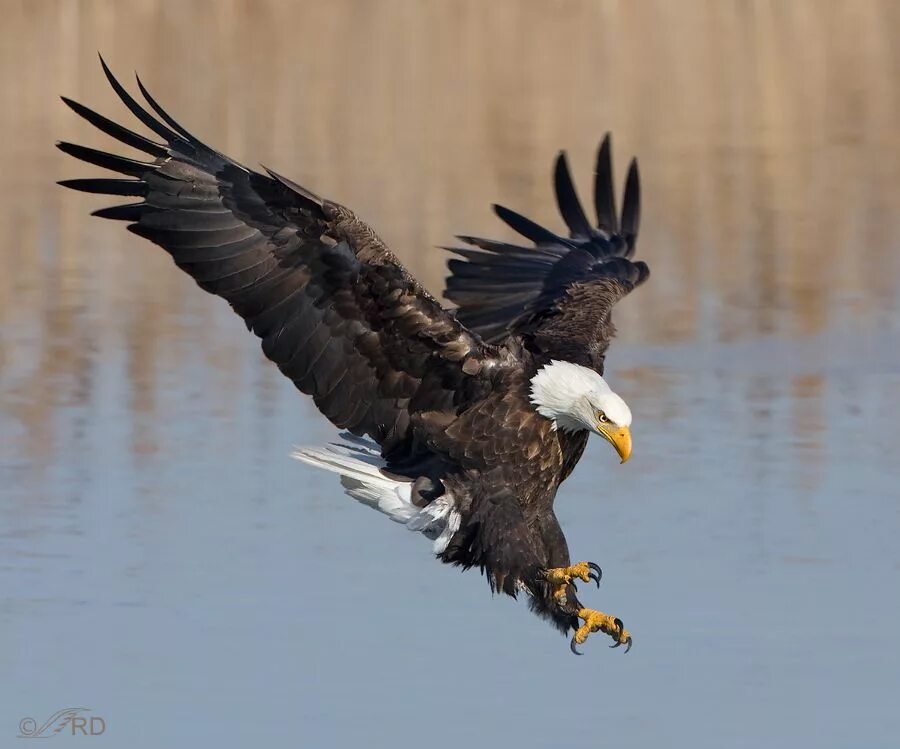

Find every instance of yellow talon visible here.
[543,561,602,588]
[544,561,602,604]
[570,607,632,655]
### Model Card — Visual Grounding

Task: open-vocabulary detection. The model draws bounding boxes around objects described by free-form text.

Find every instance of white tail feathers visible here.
[291,435,460,554]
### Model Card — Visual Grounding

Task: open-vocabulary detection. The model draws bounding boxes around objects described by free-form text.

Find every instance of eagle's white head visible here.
[530,360,633,463]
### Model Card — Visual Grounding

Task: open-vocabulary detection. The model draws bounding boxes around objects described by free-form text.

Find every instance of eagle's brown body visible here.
[59,58,649,644]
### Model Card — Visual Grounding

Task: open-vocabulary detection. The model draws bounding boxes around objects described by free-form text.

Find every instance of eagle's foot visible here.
[543,561,602,601]
[570,608,632,655]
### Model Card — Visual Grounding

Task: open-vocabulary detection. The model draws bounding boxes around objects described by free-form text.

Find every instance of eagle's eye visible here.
[597,411,608,424]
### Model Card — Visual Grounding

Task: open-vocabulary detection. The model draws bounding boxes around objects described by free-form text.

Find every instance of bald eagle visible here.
[59,59,649,654]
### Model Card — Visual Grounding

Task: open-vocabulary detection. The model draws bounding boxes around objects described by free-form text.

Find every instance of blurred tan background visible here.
[2,6,900,747]
[0,0,898,460]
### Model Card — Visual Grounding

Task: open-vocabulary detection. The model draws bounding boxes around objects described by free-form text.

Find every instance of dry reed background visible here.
[2,0,898,494]
[1,4,899,747]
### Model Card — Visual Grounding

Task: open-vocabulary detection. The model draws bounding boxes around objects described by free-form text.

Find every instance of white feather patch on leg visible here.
[291,434,459,553]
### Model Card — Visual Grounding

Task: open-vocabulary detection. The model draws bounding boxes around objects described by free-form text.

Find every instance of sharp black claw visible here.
[609,617,625,649]
[587,562,602,587]
[608,618,631,652]
[570,637,583,656]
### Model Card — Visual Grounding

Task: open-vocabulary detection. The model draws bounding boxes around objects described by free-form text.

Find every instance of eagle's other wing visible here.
[443,135,649,374]
[58,58,506,463]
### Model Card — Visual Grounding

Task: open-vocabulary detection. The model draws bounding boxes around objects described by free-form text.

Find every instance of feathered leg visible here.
[533,510,632,654]
[442,485,632,654]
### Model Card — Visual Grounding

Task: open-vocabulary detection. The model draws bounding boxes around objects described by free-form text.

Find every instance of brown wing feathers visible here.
[58,58,498,464]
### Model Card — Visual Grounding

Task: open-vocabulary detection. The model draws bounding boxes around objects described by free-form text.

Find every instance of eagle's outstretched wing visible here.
[443,135,649,374]
[58,58,507,466]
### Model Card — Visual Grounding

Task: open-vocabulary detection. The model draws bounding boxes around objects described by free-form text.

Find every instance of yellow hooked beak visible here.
[598,423,632,463]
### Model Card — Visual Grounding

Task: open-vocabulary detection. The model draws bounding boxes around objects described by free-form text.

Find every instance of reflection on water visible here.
[1,2,899,748]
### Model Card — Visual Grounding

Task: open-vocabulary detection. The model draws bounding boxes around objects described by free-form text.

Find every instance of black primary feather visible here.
[553,152,593,238]
[621,159,641,252]
[594,133,618,233]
